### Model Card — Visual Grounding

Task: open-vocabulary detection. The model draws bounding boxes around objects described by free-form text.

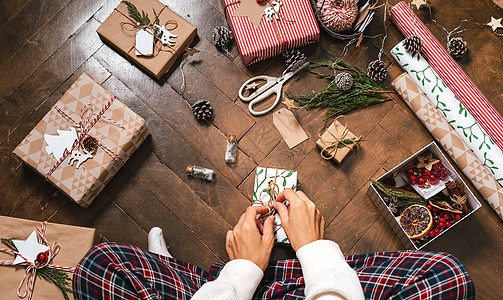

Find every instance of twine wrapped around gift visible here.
[258,168,280,220]
[318,116,362,160]
[0,222,75,300]
[45,97,126,179]
[225,0,295,54]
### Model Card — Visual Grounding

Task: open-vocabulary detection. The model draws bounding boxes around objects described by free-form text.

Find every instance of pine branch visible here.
[1,237,19,251]
[288,52,394,131]
[371,180,428,208]
[122,1,151,25]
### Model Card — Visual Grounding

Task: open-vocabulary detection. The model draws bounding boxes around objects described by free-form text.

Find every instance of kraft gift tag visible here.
[273,108,308,149]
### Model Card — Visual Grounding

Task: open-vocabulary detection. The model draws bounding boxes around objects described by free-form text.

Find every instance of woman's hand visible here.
[226,206,275,271]
[273,189,325,252]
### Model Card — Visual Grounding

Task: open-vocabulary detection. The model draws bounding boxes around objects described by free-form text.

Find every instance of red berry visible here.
[427,205,432,210]
[433,163,442,171]
[443,214,450,220]
[446,221,451,228]
[455,214,461,220]
[429,230,435,237]
[438,222,445,229]
[432,207,439,212]
[36,252,48,265]
[439,218,445,223]
[434,228,440,235]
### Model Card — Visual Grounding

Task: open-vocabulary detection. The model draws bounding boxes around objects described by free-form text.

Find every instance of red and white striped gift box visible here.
[223,0,320,65]
[390,1,503,152]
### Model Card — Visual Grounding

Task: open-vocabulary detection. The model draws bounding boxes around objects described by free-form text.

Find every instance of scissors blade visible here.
[278,62,309,85]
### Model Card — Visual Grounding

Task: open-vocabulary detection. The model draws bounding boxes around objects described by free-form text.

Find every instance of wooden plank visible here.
[101,75,251,225]
[162,60,255,140]
[0,55,109,215]
[0,18,104,141]
[90,201,149,250]
[104,163,222,268]
[94,46,257,187]
[93,0,121,23]
[0,0,29,28]
[120,148,233,259]
[0,0,107,99]
[0,0,70,65]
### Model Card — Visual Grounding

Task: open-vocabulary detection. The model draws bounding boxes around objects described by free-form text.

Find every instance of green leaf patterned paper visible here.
[391,41,503,188]
[252,167,298,244]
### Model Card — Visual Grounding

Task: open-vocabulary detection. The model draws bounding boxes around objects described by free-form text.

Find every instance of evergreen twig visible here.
[123,1,151,25]
[1,237,73,299]
[288,51,394,131]
[371,180,428,208]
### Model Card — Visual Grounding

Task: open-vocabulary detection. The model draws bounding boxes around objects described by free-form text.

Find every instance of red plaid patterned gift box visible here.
[13,73,150,208]
[223,0,320,65]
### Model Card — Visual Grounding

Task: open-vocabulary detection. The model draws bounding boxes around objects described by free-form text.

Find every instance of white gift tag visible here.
[135,29,154,56]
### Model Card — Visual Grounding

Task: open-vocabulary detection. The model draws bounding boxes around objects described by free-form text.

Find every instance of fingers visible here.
[273,201,289,220]
[245,205,268,220]
[276,188,300,204]
[226,230,235,259]
[262,216,275,241]
[296,190,313,205]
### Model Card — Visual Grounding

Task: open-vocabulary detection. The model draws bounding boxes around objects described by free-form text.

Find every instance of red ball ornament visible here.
[439,218,445,223]
[427,205,432,210]
[36,252,48,265]
[443,213,450,220]
[438,222,445,229]
[417,177,426,187]
[429,230,435,237]
[438,169,448,180]
[406,168,414,175]
[428,174,438,184]
[434,228,440,235]
[408,174,417,184]
[423,170,430,176]
[445,221,451,228]
[455,214,461,220]
[433,163,442,171]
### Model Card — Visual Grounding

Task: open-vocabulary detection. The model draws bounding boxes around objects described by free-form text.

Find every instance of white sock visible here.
[148,227,172,258]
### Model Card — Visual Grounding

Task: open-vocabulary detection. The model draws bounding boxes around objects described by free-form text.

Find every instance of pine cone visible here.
[82,136,98,153]
[334,72,353,91]
[367,60,388,81]
[192,100,213,121]
[212,26,233,52]
[283,49,307,72]
[447,37,467,59]
[403,35,422,52]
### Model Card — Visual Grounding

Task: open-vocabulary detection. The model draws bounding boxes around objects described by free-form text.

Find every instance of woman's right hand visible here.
[273,189,325,252]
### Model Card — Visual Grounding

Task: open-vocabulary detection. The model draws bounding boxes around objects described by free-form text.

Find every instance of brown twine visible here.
[258,168,280,220]
[450,194,467,212]
[318,116,361,160]
[114,6,180,58]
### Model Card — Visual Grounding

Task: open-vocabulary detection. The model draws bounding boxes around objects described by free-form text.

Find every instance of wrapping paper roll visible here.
[391,41,503,187]
[392,72,503,220]
[390,1,503,152]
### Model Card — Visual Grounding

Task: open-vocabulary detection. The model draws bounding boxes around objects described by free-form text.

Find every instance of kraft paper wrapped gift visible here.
[13,73,150,208]
[0,216,98,300]
[252,167,297,243]
[97,0,197,79]
[316,118,358,164]
[223,0,320,65]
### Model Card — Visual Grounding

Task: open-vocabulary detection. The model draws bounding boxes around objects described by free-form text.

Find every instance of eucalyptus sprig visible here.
[288,51,394,131]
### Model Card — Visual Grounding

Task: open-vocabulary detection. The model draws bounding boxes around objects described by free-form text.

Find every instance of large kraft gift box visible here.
[13,73,150,208]
[97,0,197,79]
[0,216,98,299]
[223,0,320,65]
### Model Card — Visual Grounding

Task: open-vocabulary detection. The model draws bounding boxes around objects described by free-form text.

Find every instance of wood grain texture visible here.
[0,1,502,297]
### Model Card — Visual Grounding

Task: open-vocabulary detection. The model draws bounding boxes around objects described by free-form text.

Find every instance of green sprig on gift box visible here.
[1,238,73,300]
[288,52,393,131]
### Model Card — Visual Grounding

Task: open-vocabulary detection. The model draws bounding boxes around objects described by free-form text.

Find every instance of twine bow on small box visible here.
[317,116,363,161]
[0,222,75,300]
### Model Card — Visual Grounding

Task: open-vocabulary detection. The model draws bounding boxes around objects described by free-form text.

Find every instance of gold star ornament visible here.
[282,97,297,110]
[232,0,271,28]
[487,16,503,32]
[410,0,428,9]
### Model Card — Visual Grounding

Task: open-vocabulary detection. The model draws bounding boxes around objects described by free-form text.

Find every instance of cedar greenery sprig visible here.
[288,52,394,131]
[123,1,151,25]
[327,137,365,149]
[371,180,428,208]
[1,238,73,300]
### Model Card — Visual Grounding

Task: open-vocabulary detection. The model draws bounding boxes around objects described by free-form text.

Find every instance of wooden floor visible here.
[1,0,503,298]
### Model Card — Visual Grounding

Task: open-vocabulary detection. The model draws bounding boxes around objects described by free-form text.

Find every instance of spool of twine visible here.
[316,0,359,32]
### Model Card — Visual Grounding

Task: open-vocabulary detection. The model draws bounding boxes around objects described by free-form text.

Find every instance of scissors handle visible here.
[248,83,282,116]
[238,75,277,102]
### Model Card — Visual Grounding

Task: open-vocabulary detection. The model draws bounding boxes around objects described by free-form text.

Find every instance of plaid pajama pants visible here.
[73,242,474,300]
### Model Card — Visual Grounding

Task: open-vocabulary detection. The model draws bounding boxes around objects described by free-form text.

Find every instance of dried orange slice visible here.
[399,205,433,239]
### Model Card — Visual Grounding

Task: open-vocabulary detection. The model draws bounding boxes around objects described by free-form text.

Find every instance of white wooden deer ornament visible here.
[68,149,93,169]
[264,0,282,22]
[154,24,177,46]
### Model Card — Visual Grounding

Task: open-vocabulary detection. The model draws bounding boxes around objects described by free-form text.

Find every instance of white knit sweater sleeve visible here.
[191,259,263,300]
[296,240,365,300]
